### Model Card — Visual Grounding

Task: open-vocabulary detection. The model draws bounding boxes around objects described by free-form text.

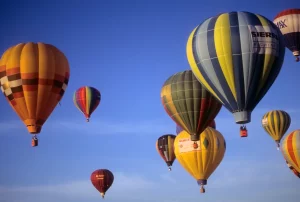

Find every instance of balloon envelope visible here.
[161,70,222,141]
[0,42,70,134]
[187,11,285,125]
[156,134,176,170]
[73,86,101,121]
[281,130,300,173]
[262,110,291,148]
[174,127,226,192]
[176,120,216,135]
[90,169,114,198]
[273,9,300,62]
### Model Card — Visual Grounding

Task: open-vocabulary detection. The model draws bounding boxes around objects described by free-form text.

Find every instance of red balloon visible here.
[209,120,216,129]
[91,169,114,199]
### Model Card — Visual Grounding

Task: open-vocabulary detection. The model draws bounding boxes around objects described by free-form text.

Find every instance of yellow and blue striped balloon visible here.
[262,110,291,150]
[186,11,285,126]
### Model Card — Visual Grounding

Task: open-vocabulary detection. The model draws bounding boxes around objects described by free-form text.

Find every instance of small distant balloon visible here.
[90,169,114,199]
[156,134,176,171]
[73,86,101,122]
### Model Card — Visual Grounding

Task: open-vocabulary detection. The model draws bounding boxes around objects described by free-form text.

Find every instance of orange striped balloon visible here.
[281,129,300,173]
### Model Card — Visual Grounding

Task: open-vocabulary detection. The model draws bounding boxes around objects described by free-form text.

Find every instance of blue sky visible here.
[0,0,299,201]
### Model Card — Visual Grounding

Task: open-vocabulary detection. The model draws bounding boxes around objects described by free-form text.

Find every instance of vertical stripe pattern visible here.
[274,9,300,58]
[261,110,291,142]
[90,169,114,197]
[176,120,216,135]
[0,42,70,134]
[281,130,300,173]
[174,128,226,185]
[73,86,101,121]
[187,11,285,124]
[156,134,176,167]
[161,70,222,141]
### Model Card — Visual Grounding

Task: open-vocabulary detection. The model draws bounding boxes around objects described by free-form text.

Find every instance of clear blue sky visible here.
[0,0,299,201]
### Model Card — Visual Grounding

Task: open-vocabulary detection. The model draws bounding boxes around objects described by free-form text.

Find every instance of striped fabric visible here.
[90,169,114,198]
[0,42,70,134]
[73,86,101,121]
[274,9,300,59]
[281,130,300,173]
[187,11,285,124]
[176,120,216,135]
[156,134,176,169]
[261,110,291,143]
[161,70,222,141]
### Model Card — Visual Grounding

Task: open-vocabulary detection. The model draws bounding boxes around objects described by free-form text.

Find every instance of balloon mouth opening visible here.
[190,134,200,141]
[197,179,207,185]
[233,111,251,124]
[27,125,42,134]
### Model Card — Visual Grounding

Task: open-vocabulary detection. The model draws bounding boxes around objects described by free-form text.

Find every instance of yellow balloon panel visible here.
[0,42,70,134]
[281,130,300,173]
[174,128,226,183]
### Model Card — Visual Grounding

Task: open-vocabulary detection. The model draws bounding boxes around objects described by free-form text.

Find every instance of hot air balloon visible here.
[176,120,216,135]
[281,129,300,173]
[0,42,70,147]
[73,86,101,122]
[174,127,226,193]
[161,70,222,142]
[91,169,114,199]
[186,11,285,138]
[273,9,300,62]
[286,160,300,178]
[261,110,291,150]
[156,134,176,171]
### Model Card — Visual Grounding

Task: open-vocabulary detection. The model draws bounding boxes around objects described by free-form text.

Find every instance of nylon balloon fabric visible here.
[161,70,222,141]
[281,130,300,173]
[90,169,114,198]
[274,9,300,62]
[187,11,285,124]
[0,42,70,134]
[73,86,101,121]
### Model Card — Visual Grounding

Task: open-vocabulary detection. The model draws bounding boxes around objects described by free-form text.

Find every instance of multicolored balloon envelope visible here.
[161,70,222,141]
[73,86,101,122]
[0,42,70,147]
[176,120,216,135]
[156,134,176,171]
[174,127,226,193]
[261,110,291,150]
[273,9,300,62]
[281,129,300,173]
[91,169,114,199]
[186,11,285,136]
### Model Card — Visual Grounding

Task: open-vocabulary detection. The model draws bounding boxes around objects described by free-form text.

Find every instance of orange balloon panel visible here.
[281,129,300,173]
[0,42,70,134]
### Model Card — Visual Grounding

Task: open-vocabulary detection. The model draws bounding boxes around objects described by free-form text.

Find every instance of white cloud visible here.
[0,172,157,201]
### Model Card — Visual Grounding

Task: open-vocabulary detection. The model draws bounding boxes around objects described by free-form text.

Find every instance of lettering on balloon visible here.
[262,118,268,126]
[275,19,287,29]
[248,25,280,56]
[178,138,201,153]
